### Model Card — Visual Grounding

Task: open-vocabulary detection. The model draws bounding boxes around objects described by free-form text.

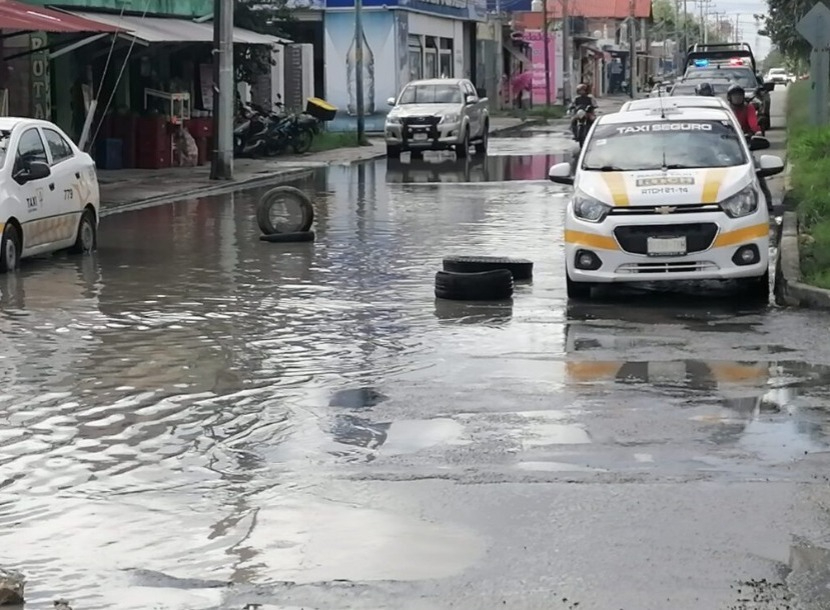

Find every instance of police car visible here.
[548,105,784,299]
[0,118,99,273]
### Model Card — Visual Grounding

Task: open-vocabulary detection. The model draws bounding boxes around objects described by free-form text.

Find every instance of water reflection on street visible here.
[1,131,830,609]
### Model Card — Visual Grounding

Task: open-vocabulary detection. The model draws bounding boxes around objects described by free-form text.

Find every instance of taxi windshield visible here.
[582,119,747,171]
[398,84,463,104]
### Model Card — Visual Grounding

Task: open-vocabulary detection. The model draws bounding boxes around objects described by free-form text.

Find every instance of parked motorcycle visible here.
[233,103,269,157]
[746,90,768,135]
[264,103,320,156]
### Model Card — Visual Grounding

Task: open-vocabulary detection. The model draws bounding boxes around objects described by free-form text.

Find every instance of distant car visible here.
[0,118,99,273]
[546,104,785,300]
[764,68,789,85]
[620,95,731,112]
[384,78,489,159]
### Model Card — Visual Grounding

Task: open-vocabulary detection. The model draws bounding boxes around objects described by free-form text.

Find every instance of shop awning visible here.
[66,12,291,45]
[0,0,121,33]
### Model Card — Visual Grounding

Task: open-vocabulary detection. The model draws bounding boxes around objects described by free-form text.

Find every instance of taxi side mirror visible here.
[549,162,574,185]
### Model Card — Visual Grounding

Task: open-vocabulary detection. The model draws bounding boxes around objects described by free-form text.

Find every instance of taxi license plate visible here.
[412,133,428,141]
[647,236,686,256]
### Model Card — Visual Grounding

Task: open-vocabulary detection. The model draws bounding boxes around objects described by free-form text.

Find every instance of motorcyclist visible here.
[727,83,772,211]
[569,83,596,140]
[695,82,714,97]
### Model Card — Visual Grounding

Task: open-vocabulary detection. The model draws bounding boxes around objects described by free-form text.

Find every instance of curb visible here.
[776,210,830,308]
[99,120,542,218]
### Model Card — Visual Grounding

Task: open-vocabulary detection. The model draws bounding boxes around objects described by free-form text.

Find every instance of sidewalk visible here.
[98,117,537,216]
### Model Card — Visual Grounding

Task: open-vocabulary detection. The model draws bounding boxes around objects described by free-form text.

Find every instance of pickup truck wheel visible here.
[456,128,470,158]
[474,124,489,156]
[386,145,401,158]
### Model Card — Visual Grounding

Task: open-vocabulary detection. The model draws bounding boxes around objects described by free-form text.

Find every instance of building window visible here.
[425,37,439,78]
[408,35,423,80]
[439,37,453,77]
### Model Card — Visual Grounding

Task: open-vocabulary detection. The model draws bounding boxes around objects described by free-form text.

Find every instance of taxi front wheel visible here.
[566,275,592,299]
[0,224,20,273]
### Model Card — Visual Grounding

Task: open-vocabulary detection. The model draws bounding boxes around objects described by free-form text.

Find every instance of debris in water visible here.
[54,600,72,610]
[0,567,24,605]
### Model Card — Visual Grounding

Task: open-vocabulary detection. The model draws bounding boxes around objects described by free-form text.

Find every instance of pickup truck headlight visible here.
[572,191,613,223]
[719,185,758,218]
[440,114,460,124]
[386,116,401,125]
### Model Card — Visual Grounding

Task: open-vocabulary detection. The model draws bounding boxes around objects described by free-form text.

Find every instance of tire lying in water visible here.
[442,255,533,281]
[259,231,315,243]
[434,269,514,301]
[256,186,314,235]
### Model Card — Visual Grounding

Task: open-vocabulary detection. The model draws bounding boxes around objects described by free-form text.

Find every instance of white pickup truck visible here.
[384,78,489,159]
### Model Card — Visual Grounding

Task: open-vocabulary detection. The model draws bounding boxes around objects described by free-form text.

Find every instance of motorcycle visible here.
[746,89,770,134]
[233,103,269,157]
[263,100,320,156]
[568,103,596,148]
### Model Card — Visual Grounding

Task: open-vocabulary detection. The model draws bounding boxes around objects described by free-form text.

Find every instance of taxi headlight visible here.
[572,191,613,223]
[720,185,758,218]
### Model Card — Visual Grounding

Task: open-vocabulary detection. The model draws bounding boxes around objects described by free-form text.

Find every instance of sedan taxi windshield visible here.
[581,119,747,171]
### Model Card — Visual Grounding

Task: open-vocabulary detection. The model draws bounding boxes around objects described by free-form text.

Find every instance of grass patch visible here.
[309,131,365,152]
[787,80,830,289]
[491,105,566,121]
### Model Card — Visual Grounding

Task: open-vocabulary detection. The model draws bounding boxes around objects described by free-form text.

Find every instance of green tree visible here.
[650,0,729,47]
[758,0,819,61]
[234,0,295,84]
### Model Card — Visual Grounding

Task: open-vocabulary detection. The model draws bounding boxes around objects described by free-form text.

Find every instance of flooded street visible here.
[4,124,830,609]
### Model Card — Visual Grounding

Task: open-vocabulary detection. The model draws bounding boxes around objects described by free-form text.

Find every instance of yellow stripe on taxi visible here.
[600,173,630,206]
[564,230,619,250]
[713,223,768,248]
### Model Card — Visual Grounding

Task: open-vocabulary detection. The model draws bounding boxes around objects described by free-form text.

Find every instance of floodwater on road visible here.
[3,127,830,609]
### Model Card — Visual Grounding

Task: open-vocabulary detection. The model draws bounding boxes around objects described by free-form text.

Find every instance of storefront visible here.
[323,0,486,131]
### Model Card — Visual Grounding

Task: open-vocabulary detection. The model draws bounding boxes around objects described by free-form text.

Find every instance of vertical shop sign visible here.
[30,32,51,120]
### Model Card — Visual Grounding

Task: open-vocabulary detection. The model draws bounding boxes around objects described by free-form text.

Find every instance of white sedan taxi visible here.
[0,118,99,273]
[548,106,784,299]
[619,95,731,113]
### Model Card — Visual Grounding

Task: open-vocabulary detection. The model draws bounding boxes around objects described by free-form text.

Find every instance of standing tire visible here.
[292,129,313,154]
[455,128,470,158]
[386,145,401,158]
[434,269,513,301]
[256,186,314,235]
[474,124,489,156]
[442,255,533,281]
[70,209,97,254]
[0,223,20,273]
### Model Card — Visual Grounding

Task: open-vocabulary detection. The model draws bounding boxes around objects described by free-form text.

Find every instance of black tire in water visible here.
[0,223,20,273]
[70,209,97,254]
[256,186,314,235]
[566,275,592,299]
[259,231,316,243]
[434,269,513,301]
[442,255,533,281]
[743,270,770,303]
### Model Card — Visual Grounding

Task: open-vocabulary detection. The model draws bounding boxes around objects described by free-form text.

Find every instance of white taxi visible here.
[548,106,784,299]
[0,118,99,273]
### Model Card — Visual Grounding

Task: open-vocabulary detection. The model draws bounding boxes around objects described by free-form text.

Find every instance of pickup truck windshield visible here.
[398,85,463,104]
[582,120,747,171]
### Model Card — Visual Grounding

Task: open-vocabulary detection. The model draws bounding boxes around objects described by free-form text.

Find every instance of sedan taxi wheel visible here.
[70,210,97,254]
[566,275,592,299]
[0,224,20,273]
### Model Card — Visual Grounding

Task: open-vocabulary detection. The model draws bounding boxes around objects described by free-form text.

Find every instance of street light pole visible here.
[210,0,234,180]
[562,0,570,104]
[543,0,551,106]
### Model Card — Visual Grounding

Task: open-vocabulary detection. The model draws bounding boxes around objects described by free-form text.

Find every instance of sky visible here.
[690,0,772,58]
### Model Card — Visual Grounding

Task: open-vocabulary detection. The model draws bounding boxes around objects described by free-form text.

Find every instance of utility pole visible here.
[210,0,234,180]
[628,0,636,98]
[354,0,368,145]
[682,0,688,64]
[562,0,570,104]
[734,14,739,43]
[543,0,551,106]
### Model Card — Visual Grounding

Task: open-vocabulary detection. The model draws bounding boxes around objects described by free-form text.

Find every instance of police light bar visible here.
[694,59,709,67]
[729,57,746,65]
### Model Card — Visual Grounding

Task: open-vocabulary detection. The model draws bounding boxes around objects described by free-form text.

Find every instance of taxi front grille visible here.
[614,223,718,254]
[617,261,719,274]
[609,204,721,216]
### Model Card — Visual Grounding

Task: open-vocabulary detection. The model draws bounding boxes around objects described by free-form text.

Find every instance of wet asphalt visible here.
[5,90,830,610]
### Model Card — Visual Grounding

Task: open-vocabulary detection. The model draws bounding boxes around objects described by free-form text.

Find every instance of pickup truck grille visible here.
[403,116,441,127]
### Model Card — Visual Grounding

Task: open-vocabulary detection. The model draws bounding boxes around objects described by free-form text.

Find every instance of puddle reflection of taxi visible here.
[548,106,784,300]
[385,156,489,184]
